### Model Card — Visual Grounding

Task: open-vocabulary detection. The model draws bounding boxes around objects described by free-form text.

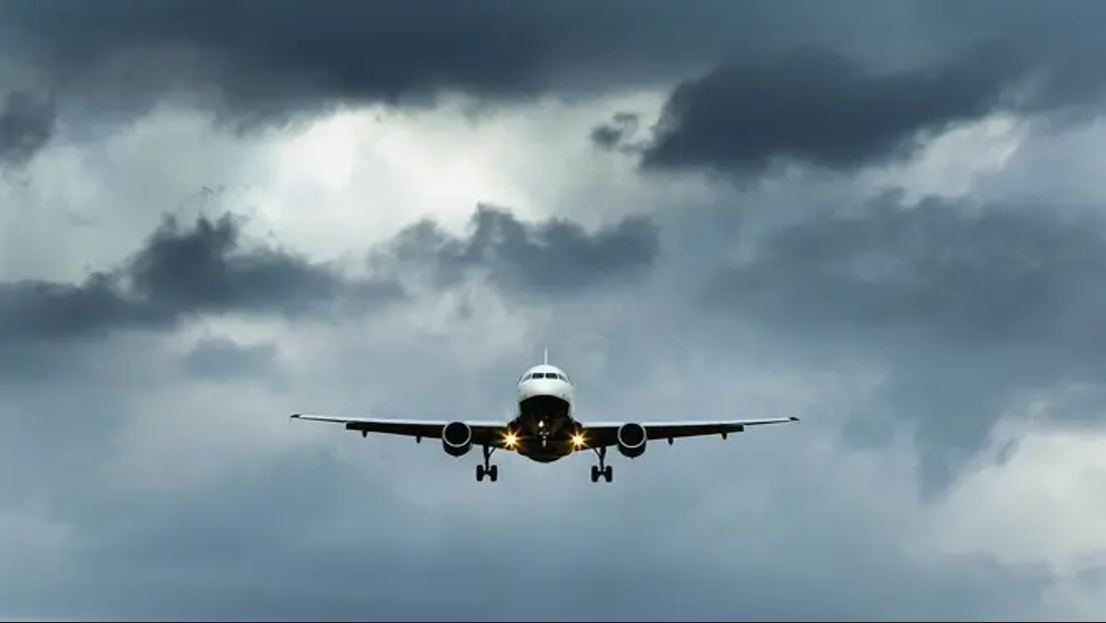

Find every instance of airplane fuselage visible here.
[511,364,579,463]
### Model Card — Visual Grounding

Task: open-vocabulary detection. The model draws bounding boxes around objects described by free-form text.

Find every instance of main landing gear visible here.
[590,446,613,483]
[476,445,498,482]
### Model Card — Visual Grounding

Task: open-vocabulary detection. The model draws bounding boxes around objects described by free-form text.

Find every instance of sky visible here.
[4,1,1106,620]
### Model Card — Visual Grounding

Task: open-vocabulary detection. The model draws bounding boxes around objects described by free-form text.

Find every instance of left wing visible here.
[290,414,509,446]
[580,417,799,447]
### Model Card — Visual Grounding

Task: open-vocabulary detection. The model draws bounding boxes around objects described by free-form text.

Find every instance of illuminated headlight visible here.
[504,432,519,448]
[571,433,586,448]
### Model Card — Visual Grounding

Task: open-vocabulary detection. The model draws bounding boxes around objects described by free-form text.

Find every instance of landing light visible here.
[504,432,519,448]
[571,433,586,448]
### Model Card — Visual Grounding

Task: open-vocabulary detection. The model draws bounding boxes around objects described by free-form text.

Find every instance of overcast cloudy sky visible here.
[4,1,1106,620]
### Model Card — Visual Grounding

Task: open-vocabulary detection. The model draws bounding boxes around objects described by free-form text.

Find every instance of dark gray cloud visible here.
[0,213,401,343]
[0,0,773,125]
[127,215,356,317]
[573,2,1106,177]
[590,112,642,152]
[641,46,1024,174]
[708,196,1106,489]
[0,90,55,166]
[1,206,656,346]
[3,0,1104,156]
[384,204,659,297]
[0,0,991,130]
[588,111,645,156]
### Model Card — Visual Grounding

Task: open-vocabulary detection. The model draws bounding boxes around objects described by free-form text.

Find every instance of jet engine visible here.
[617,422,647,458]
[442,421,473,457]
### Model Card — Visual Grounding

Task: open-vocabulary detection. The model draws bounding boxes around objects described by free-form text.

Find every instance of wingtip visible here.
[789,416,800,422]
[290,413,301,419]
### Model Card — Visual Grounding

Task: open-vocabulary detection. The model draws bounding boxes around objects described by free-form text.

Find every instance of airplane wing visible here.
[290,413,510,446]
[579,417,799,448]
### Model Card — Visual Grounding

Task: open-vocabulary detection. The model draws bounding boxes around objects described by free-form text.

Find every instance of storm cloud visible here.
[0,213,400,342]
[383,204,660,297]
[641,47,1024,174]
[590,112,643,153]
[0,0,1022,127]
[1,205,657,344]
[0,90,55,166]
[0,0,765,125]
[594,2,1106,177]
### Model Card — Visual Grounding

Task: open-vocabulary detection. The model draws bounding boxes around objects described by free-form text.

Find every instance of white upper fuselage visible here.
[516,364,575,412]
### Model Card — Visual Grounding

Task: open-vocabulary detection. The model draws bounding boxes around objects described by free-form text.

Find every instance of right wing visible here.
[290,413,509,446]
[579,416,799,448]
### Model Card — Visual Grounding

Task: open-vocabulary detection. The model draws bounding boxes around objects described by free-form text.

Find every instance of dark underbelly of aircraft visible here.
[513,395,576,463]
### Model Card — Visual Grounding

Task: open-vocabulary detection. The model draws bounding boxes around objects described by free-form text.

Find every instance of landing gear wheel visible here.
[590,446,611,483]
[477,445,498,483]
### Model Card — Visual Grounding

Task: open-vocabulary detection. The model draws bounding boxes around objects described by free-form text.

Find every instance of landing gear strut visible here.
[590,446,613,483]
[476,445,498,482]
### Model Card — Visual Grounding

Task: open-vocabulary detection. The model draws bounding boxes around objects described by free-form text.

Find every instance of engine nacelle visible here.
[442,421,473,457]
[617,422,647,458]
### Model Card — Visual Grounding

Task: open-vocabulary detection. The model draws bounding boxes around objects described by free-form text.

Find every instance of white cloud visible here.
[1,106,263,282]
[926,423,1106,575]
[2,90,691,284]
[975,116,1106,209]
[861,113,1028,203]
[919,385,1106,619]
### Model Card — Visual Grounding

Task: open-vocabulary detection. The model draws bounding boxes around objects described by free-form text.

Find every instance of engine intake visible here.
[442,421,472,457]
[617,422,647,458]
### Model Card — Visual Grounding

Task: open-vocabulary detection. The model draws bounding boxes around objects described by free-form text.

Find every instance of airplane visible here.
[291,350,799,483]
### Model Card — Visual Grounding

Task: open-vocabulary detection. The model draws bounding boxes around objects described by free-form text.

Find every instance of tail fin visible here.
[544,347,549,365]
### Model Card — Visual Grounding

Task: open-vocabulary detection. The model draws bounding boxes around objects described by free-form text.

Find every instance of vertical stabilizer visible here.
[544,347,549,365]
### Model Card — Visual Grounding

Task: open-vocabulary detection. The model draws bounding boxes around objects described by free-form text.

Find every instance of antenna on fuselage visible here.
[544,347,548,365]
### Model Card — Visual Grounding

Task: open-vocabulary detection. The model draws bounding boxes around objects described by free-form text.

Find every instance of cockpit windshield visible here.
[520,371,570,382]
